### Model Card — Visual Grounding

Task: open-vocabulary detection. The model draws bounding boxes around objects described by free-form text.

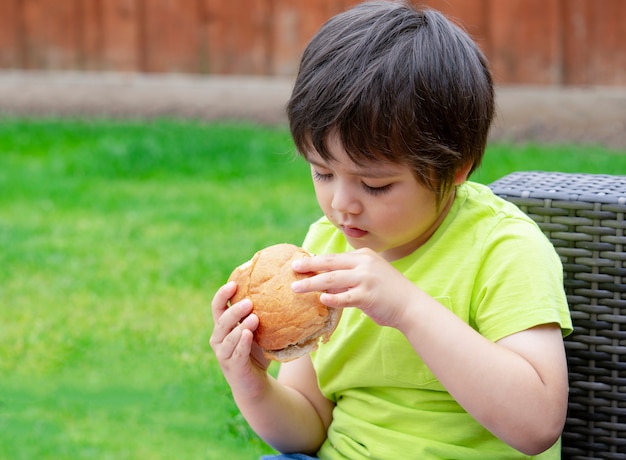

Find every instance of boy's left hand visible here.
[291,248,418,329]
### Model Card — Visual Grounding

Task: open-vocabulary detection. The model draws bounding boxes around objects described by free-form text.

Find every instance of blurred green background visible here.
[1,117,624,459]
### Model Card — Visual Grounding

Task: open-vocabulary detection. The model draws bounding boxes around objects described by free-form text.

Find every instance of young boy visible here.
[210,1,572,458]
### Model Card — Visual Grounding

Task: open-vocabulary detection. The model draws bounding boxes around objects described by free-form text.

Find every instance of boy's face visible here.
[307,138,457,261]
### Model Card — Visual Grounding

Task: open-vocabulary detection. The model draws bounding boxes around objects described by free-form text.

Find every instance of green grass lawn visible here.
[0,117,624,459]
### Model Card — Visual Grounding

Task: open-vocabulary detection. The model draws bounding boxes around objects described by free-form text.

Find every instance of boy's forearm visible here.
[233,375,327,454]
[398,291,568,455]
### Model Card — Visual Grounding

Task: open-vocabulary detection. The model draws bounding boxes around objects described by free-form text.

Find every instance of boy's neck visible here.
[382,188,457,262]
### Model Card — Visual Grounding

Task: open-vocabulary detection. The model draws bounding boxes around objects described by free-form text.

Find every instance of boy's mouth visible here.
[341,225,368,238]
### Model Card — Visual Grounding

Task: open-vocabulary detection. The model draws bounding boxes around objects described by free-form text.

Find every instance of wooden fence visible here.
[0,0,624,86]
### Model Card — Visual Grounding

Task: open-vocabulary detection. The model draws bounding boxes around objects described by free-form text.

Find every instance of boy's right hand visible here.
[210,281,272,397]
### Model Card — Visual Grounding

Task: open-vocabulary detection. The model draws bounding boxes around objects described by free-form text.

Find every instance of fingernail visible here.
[291,281,303,293]
[242,314,256,327]
[292,260,301,270]
[240,298,252,308]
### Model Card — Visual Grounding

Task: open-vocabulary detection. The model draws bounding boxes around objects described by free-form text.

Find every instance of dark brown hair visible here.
[287,0,494,200]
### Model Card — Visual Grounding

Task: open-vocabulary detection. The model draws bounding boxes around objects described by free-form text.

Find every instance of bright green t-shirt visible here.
[304,181,572,460]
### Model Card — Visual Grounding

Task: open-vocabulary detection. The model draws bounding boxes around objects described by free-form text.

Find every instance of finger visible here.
[211,298,253,345]
[292,268,357,294]
[211,281,238,321]
[292,248,380,273]
[292,252,358,274]
[211,310,257,361]
[240,311,259,331]
[236,320,271,370]
[211,322,239,361]
[319,291,356,308]
[231,328,256,363]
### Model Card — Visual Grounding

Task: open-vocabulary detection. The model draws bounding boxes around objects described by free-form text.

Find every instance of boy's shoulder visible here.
[441,181,547,250]
[458,180,535,223]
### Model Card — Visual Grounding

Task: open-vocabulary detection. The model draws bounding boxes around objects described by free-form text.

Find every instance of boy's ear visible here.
[453,162,473,185]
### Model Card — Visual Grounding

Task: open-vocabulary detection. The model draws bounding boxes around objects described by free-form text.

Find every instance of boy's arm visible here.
[398,294,568,456]
[235,355,334,454]
[210,282,333,454]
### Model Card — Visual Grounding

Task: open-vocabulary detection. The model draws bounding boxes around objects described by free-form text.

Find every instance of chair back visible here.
[489,171,626,459]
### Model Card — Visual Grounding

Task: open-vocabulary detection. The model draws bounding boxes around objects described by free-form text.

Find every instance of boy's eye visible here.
[312,167,393,196]
[362,183,393,196]
[312,170,333,182]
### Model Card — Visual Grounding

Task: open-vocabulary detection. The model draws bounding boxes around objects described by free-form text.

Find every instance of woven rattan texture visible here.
[490,172,626,459]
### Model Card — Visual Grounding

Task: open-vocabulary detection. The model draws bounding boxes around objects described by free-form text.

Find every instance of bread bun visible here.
[228,243,341,362]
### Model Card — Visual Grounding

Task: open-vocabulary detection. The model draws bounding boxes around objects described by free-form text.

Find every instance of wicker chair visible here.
[489,171,626,460]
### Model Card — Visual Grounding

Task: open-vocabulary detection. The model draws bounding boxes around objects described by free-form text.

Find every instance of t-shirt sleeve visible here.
[472,216,573,342]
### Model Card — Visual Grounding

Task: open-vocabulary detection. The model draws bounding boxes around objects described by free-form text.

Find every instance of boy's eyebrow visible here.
[308,158,402,179]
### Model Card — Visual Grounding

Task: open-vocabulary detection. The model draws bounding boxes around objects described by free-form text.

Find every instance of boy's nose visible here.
[331,184,362,215]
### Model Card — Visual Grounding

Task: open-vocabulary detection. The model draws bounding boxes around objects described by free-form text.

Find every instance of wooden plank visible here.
[0,0,21,68]
[421,0,491,58]
[587,0,626,85]
[268,0,301,76]
[101,0,142,71]
[561,0,590,85]
[78,0,104,70]
[21,0,80,69]
[562,0,626,86]
[143,0,201,73]
[201,0,270,75]
[234,0,270,74]
[489,0,561,85]
[270,0,350,76]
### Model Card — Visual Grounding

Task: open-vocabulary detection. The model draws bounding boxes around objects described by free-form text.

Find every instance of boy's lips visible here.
[341,225,368,238]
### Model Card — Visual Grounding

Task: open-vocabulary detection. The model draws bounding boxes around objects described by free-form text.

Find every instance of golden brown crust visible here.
[227,243,341,361]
